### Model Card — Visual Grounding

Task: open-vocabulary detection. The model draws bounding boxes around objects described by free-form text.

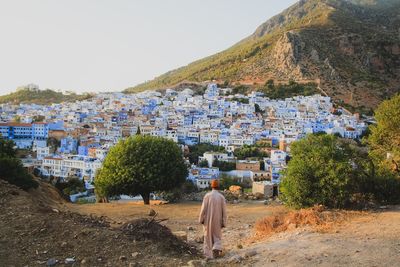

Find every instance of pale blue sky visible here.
[0,0,297,94]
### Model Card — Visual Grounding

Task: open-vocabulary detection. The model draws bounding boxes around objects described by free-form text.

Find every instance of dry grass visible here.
[254,205,362,239]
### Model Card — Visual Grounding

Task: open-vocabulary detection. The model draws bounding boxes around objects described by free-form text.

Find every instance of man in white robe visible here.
[198,179,227,259]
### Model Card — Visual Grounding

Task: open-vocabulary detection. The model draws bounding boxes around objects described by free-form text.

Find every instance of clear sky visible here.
[0,0,298,95]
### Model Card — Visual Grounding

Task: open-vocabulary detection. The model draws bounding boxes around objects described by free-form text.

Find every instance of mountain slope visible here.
[0,88,92,105]
[125,0,400,109]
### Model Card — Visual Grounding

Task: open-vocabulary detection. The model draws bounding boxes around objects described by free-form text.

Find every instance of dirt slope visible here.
[0,180,197,267]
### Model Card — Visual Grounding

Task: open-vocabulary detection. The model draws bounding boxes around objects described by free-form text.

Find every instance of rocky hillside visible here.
[126,0,400,109]
[0,88,92,105]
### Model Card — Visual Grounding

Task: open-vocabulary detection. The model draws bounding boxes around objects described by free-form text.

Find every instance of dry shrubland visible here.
[254,205,362,238]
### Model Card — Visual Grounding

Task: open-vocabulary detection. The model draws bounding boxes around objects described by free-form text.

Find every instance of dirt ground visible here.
[0,181,198,267]
[70,200,400,267]
[69,200,286,251]
[2,179,400,267]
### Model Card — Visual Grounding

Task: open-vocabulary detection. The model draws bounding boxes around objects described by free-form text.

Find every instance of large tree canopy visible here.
[367,94,400,175]
[95,136,188,204]
[280,134,374,209]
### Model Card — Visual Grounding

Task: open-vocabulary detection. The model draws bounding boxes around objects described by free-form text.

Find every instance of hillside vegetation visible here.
[0,88,92,105]
[126,0,400,109]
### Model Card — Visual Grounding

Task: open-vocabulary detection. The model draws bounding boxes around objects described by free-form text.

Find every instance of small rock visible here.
[46,258,58,266]
[80,259,87,264]
[263,200,269,205]
[173,231,187,242]
[148,209,157,216]
[244,250,257,258]
[187,260,207,267]
[271,259,276,262]
[237,244,243,249]
[52,208,60,213]
[60,241,68,248]
[187,226,194,231]
[64,258,75,264]
[131,252,140,259]
[119,255,127,261]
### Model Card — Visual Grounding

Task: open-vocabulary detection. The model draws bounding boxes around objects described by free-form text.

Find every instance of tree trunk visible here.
[141,192,150,205]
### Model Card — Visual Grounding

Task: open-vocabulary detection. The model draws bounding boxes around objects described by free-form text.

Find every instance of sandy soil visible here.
[215,207,400,267]
[70,200,400,267]
[69,200,286,251]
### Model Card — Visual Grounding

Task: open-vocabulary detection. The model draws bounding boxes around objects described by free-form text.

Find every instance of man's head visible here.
[211,179,219,189]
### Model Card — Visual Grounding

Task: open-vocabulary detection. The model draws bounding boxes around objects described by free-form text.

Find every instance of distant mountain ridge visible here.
[125,0,400,109]
[0,87,92,105]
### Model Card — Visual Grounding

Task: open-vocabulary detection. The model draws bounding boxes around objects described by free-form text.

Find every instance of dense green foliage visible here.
[157,180,197,203]
[212,159,236,171]
[185,143,225,164]
[95,136,188,204]
[281,132,400,208]
[198,159,209,168]
[219,174,251,190]
[55,177,86,196]
[367,94,400,175]
[0,88,92,105]
[259,80,319,99]
[280,134,372,208]
[229,97,249,104]
[0,139,38,190]
[234,145,269,160]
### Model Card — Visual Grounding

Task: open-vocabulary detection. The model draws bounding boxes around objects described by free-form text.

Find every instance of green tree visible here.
[199,159,209,168]
[212,159,236,171]
[280,134,374,209]
[367,94,400,175]
[234,145,268,160]
[0,139,38,190]
[186,143,225,164]
[95,136,188,204]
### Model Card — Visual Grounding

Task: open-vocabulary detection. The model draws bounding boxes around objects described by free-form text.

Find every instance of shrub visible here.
[280,134,374,209]
[0,140,38,190]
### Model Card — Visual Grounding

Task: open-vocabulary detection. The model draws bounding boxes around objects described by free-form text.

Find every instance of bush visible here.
[280,134,374,209]
[55,177,85,196]
[219,174,250,190]
[198,159,209,168]
[371,169,400,204]
[158,188,182,203]
[158,180,197,203]
[0,140,38,190]
[186,143,225,164]
[212,159,236,171]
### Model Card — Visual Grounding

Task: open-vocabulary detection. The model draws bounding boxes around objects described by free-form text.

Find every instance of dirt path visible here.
[216,207,400,267]
[71,202,400,267]
[69,201,286,251]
